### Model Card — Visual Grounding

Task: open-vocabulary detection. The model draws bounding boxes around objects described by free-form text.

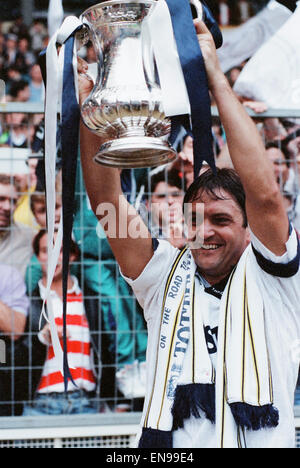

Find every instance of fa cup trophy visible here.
[79,0,203,168]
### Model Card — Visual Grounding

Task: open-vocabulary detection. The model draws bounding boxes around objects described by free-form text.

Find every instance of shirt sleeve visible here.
[250,225,300,278]
[0,265,29,316]
[120,239,179,321]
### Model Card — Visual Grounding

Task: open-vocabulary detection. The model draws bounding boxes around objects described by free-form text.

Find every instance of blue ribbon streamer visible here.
[166,0,222,178]
[61,32,82,392]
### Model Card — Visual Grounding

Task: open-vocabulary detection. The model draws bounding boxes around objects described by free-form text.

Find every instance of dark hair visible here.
[265,141,290,166]
[183,167,248,228]
[9,79,29,99]
[30,192,45,213]
[0,173,17,188]
[147,168,185,197]
[33,229,80,259]
[281,128,300,158]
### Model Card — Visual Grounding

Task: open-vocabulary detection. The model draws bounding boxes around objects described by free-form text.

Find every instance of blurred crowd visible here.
[207,0,265,25]
[0,4,299,418]
[0,15,46,103]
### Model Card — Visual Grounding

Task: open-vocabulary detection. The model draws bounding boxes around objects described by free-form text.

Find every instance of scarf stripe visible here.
[221,267,237,448]
[263,304,274,404]
[242,427,247,448]
[237,426,242,448]
[246,296,261,405]
[241,269,247,402]
[144,247,188,428]
[157,294,184,428]
[192,279,195,383]
[237,425,247,449]
[268,344,274,403]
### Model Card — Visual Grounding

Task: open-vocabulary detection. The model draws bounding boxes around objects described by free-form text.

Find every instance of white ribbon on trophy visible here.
[217,0,292,73]
[142,0,191,117]
[43,16,82,374]
[233,3,300,109]
[48,0,65,39]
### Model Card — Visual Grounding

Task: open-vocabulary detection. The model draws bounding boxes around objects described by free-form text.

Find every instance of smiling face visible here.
[186,189,250,285]
[0,183,18,229]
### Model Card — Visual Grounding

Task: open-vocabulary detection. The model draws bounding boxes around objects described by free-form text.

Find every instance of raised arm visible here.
[195,21,289,256]
[78,72,153,280]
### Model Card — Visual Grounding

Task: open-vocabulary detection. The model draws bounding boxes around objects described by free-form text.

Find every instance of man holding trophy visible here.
[77,14,300,447]
[41,0,300,449]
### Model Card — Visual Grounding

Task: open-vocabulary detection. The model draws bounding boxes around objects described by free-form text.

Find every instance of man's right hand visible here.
[77,57,94,105]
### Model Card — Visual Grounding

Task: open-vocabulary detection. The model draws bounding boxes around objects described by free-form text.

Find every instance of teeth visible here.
[201,244,221,250]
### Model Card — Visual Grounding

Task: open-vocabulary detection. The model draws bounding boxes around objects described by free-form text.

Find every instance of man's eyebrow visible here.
[211,212,234,219]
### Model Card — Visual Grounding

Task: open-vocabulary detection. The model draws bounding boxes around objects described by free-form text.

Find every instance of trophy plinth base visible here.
[94,136,177,169]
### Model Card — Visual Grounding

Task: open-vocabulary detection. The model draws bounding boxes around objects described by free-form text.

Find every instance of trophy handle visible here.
[189,0,204,20]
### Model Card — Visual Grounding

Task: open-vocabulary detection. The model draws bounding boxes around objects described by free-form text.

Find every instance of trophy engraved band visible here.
[80,0,203,169]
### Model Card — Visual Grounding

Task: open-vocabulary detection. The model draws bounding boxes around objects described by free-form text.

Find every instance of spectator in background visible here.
[0,33,6,80]
[219,0,230,26]
[265,142,300,232]
[28,64,44,103]
[282,131,300,232]
[31,192,61,231]
[0,113,34,149]
[25,191,62,294]
[238,0,251,22]
[14,155,40,230]
[0,174,34,278]
[8,14,29,40]
[21,229,107,416]
[15,38,36,76]
[145,169,186,249]
[27,155,39,191]
[172,129,226,189]
[265,143,290,189]
[172,134,194,189]
[283,128,300,180]
[29,20,48,53]
[8,80,30,102]
[261,118,288,142]
[5,65,24,96]
[0,264,29,416]
[226,66,242,88]
[4,34,18,70]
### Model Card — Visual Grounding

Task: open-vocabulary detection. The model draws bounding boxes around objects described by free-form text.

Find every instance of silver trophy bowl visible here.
[80,0,175,168]
[80,0,203,169]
